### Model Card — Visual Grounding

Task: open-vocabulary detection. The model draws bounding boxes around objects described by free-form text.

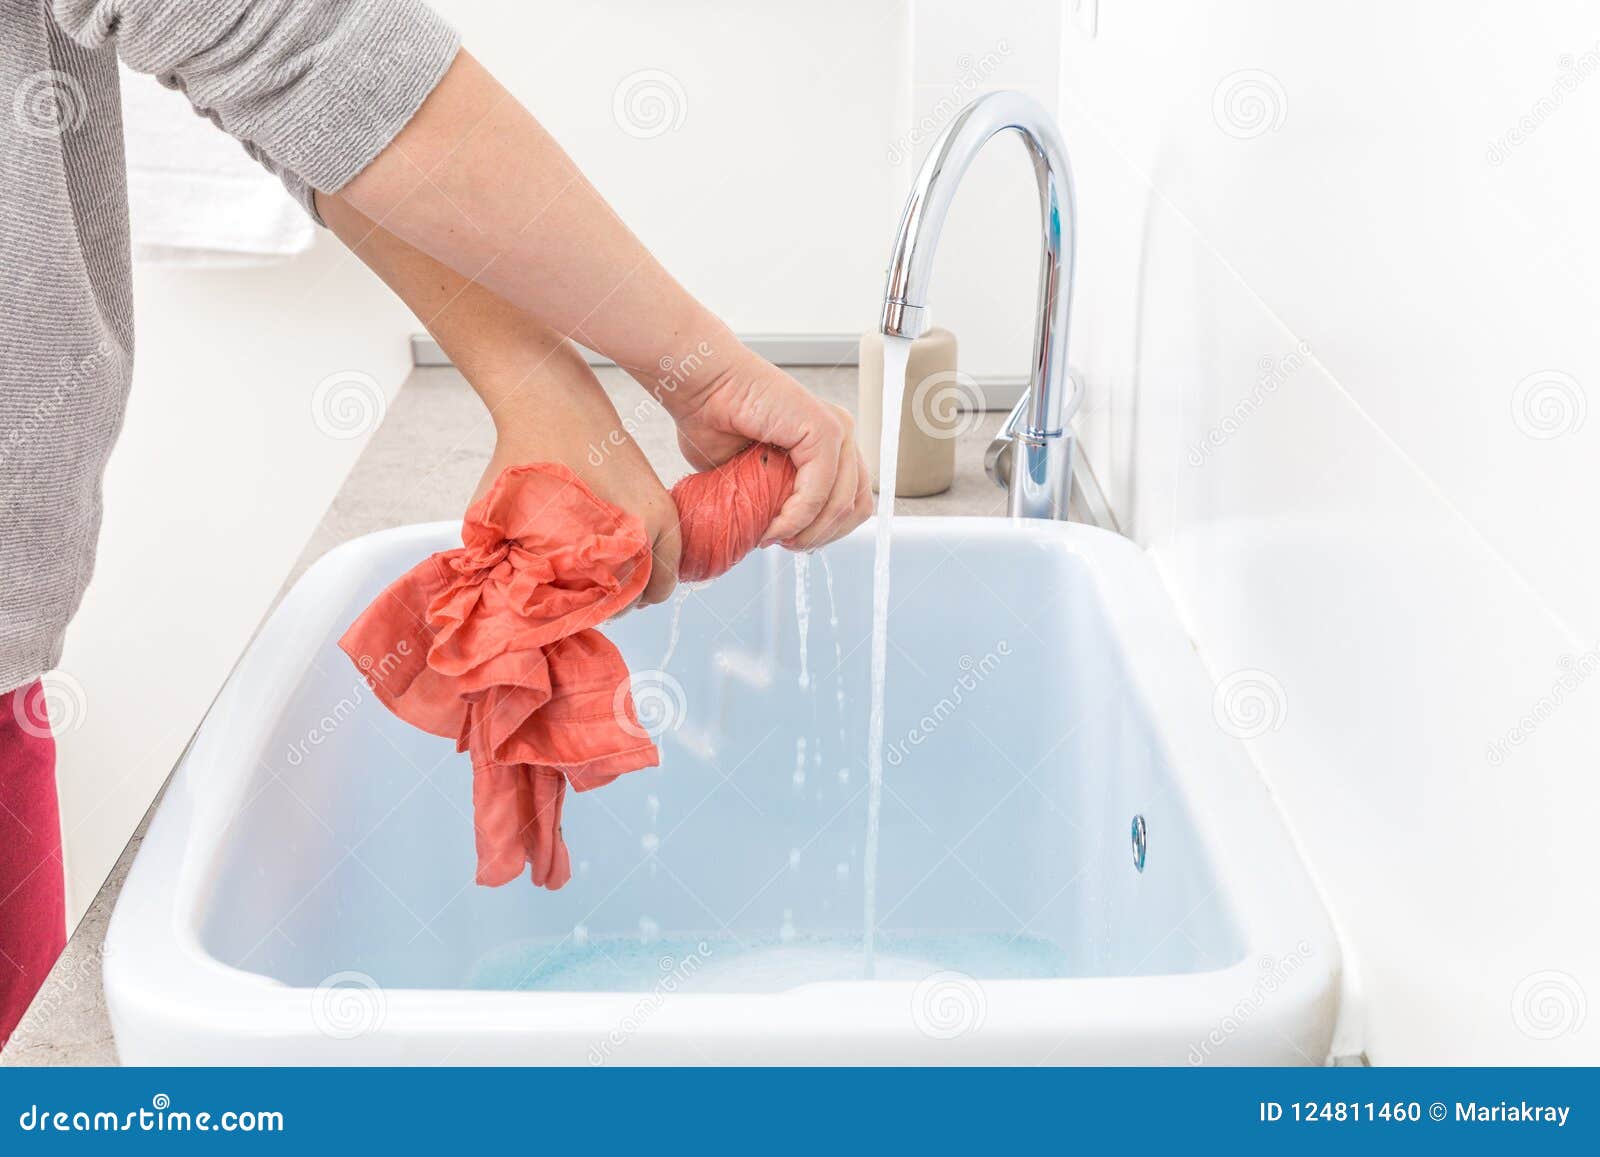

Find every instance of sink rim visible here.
[104,516,1341,1059]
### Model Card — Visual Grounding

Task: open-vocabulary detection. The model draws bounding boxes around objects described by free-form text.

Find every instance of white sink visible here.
[104,517,1339,1064]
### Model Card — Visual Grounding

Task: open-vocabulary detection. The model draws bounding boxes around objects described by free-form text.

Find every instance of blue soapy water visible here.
[466,930,1070,993]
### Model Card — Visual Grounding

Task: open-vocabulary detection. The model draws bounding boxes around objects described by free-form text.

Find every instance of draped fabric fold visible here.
[340,443,796,889]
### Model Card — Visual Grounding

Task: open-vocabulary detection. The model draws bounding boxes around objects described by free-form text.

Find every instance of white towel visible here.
[119,67,315,267]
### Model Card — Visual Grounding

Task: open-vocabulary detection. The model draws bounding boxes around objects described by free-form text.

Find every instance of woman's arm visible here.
[334,51,871,550]
[318,195,682,606]
[53,1,869,549]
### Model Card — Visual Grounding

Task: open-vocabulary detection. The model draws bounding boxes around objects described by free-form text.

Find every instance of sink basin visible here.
[104,517,1339,1064]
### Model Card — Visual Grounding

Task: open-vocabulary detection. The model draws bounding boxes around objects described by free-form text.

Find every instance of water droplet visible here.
[835,861,850,883]
[647,794,660,821]
[788,848,801,871]
[638,916,660,944]
[659,587,689,669]
[641,832,660,854]
[572,924,589,946]
[837,767,850,785]
[779,909,796,943]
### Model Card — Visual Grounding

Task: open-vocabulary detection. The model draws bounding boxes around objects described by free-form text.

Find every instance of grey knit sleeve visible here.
[51,0,460,217]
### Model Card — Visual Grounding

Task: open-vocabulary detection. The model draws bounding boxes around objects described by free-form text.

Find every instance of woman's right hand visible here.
[661,346,873,551]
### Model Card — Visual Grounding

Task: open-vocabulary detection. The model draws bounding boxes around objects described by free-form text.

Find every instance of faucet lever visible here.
[984,394,1029,490]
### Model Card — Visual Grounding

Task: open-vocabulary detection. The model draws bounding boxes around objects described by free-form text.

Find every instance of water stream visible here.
[861,334,913,976]
[793,552,811,690]
[818,555,849,778]
[636,338,912,981]
[658,585,689,670]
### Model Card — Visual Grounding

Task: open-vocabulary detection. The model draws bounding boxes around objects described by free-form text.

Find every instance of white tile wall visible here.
[1062,1,1600,1062]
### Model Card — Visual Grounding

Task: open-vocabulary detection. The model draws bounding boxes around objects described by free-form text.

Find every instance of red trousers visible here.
[0,681,66,1048]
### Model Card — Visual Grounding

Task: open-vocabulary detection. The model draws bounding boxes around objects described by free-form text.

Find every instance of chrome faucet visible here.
[879,91,1079,520]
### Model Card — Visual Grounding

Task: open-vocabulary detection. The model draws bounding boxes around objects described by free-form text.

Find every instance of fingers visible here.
[784,439,857,550]
[786,408,872,550]
[829,441,875,545]
[672,355,871,548]
[760,406,846,545]
[848,447,874,527]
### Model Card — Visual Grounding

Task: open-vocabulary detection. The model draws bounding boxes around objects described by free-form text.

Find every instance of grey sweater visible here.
[1,1,459,694]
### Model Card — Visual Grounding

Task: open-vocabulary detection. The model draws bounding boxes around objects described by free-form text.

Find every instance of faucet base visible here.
[985,392,1075,520]
[1007,430,1074,520]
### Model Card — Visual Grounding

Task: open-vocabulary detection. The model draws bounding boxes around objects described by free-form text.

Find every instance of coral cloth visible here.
[341,443,796,890]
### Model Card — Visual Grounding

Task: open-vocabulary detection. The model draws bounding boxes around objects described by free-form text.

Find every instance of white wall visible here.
[901,0,1061,378]
[434,0,905,346]
[433,0,1055,379]
[54,234,414,924]
[1060,0,1600,1063]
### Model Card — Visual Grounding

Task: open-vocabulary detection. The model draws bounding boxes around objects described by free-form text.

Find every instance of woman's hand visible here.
[476,399,682,610]
[661,347,873,551]
[316,194,682,608]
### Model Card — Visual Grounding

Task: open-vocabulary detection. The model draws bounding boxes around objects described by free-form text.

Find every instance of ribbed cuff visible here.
[254,1,460,197]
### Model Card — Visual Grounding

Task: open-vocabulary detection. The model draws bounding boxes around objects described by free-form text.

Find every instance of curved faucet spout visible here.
[879,91,1078,519]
